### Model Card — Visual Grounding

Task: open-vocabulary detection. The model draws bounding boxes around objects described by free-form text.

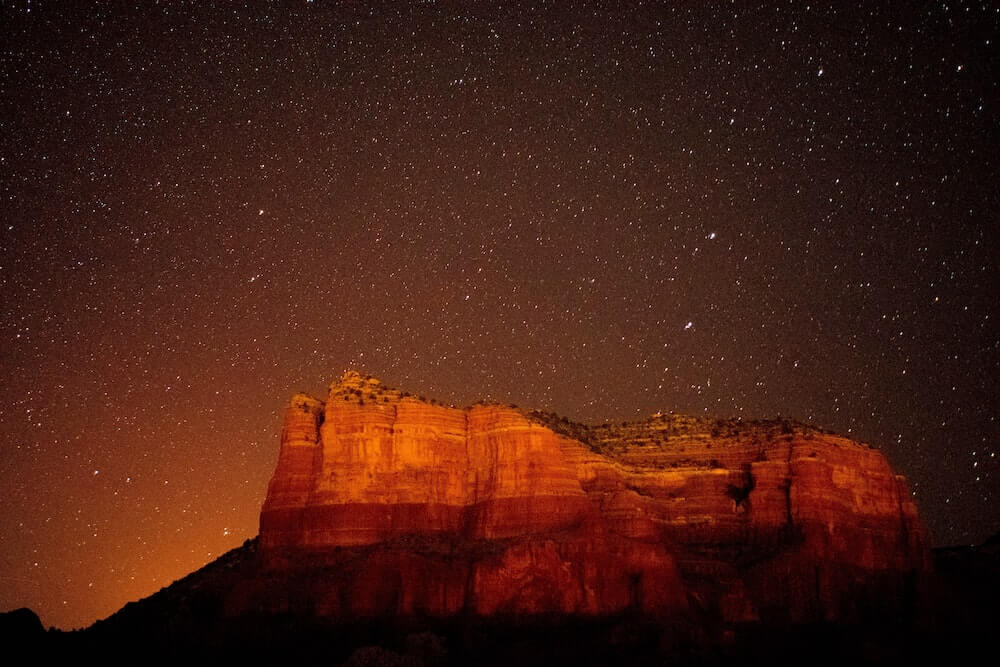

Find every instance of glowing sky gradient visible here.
[1,1,997,629]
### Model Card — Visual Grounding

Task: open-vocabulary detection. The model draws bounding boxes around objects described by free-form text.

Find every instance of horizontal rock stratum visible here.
[255,371,929,622]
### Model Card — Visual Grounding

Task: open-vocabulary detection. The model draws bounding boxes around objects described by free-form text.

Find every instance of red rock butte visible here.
[255,371,929,622]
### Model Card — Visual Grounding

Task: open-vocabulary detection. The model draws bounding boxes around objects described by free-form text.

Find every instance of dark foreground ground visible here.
[4,535,997,666]
[5,613,997,667]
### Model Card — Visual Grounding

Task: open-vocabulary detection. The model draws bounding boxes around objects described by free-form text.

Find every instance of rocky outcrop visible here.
[255,372,928,624]
[261,385,589,548]
[566,416,929,623]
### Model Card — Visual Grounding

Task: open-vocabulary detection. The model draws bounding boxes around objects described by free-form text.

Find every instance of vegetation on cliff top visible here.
[523,408,841,455]
[315,371,854,456]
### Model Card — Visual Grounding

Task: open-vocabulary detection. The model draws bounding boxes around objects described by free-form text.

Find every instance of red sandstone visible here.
[256,372,928,622]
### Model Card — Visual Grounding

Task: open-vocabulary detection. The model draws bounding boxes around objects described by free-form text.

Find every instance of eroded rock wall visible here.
[256,372,928,623]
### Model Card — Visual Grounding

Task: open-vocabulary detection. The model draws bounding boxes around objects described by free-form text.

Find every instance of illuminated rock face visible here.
[262,390,588,547]
[257,372,928,622]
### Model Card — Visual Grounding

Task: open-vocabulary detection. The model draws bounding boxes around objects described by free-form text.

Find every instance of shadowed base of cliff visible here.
[58,615,974,667]
[19,535,995,666]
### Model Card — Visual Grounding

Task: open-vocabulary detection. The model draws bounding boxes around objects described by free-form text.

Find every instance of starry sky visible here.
[1,1,997,630]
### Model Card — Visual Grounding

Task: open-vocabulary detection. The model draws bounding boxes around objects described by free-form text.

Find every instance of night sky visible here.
[2,1,997,630]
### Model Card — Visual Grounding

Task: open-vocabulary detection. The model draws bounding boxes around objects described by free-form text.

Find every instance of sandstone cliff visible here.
[255,371,928,624]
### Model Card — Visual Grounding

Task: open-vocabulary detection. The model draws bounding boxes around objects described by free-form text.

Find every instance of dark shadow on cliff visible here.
[20,531,997,666]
